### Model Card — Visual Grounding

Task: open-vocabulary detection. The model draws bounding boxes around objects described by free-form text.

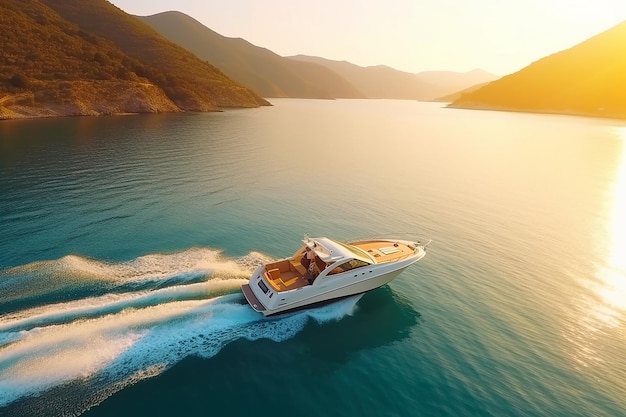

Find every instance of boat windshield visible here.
[336,241,375,264]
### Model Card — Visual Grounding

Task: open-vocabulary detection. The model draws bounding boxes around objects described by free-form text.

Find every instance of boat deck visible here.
[262,240,416,292]
[264,259,311,291]
[352,240,416,263]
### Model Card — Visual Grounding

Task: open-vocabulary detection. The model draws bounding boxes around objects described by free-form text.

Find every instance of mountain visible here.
[289,55,499,100]
[434,81,492,103]
[0,0,268,119]
[415,70,498,100]
[138,11,365,99]
[450,21,626,119]
[289,56,434,100]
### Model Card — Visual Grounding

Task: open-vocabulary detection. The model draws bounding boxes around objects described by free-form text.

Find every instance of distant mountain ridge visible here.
[138,11,365,99]
[0,0,268,119]
[416,70,497,100]
[289,55,499,100]
[435,82,491,103]
[139,11,498,101]
[450,20,626,118]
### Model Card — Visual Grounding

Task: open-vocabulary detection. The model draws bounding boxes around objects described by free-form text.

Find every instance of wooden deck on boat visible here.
[352,240,416,263]
[261,240,416,292]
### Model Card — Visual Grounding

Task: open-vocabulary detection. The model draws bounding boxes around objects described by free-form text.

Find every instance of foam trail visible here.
[0,247,361,413]
[0,248,273,311]
[0,278,249,333]
[0,289,361,411]
[2,248,262,284]
[0,295,240,407]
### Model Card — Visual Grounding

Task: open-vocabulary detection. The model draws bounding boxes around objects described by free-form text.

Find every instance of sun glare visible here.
[567,128,626,368]
[593,128,626,323]
[545,0,626,28]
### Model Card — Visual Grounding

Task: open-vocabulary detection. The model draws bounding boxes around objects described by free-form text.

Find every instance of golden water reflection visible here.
[594,128,626,324]
[567,127,626,370]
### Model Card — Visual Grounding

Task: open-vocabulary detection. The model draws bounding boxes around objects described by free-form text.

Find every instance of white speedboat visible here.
[242,235,430,316]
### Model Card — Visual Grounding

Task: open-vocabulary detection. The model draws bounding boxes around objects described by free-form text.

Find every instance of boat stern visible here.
[241,264,276,315]
[241,283,266,314]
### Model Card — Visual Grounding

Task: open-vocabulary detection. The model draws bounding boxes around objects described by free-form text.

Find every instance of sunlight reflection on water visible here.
[593,128,626,321]
[569,128,626,370]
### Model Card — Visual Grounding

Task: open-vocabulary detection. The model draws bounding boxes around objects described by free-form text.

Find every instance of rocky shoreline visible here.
[0,81,206,120]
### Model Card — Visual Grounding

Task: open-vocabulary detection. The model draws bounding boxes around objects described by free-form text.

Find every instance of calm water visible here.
[0,100,625,417]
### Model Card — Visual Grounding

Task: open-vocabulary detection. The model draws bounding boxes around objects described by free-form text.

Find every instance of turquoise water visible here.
[1,100,625,416]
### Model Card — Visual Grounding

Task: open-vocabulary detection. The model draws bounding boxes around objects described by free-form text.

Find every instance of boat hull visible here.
[243,264,408,316]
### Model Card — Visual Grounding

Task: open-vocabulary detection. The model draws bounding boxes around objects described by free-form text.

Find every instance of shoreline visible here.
[447,102,626,122]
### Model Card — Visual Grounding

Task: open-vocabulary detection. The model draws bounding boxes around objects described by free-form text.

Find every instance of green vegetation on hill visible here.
[0,0,268,119]
[450,21,626,119]
[41,0,268,109]
[1,1,140,91]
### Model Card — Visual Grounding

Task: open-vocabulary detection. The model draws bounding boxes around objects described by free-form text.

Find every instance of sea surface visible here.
[0,99,625,417]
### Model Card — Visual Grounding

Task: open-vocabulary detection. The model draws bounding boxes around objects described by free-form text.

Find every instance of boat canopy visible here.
[306,237,374,264]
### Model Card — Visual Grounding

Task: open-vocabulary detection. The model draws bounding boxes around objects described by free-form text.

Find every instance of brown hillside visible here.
[40,0,269,110]
[0,0,268,119]
[450,20,626,119]
[0,0,172,118]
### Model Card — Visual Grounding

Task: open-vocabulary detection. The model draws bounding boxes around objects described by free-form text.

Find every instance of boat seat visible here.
[268,268,281,281]
[269,267,301,284]
[291,260,307,275]
[279,271,299,286]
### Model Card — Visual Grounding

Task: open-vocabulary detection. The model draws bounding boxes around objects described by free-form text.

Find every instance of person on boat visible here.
[301,246,312,270]
[303,246,318,284]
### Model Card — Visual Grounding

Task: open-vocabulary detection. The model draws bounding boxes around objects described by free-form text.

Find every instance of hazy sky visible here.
[109,0,626,75]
